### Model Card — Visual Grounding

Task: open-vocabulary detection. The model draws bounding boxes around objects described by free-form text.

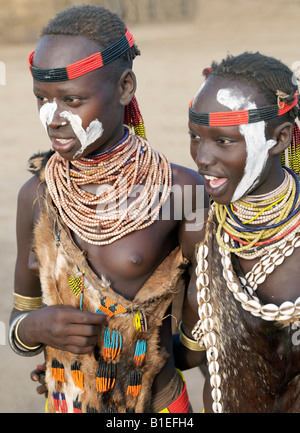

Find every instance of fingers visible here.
[68,309,110,326]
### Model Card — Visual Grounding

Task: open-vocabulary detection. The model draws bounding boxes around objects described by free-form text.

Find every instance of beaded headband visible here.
[28,29,146,139]
[189,90,299,127]
[28,28,134,82]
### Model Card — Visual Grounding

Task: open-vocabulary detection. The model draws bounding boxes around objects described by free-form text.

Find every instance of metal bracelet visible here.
[8,312,44,357]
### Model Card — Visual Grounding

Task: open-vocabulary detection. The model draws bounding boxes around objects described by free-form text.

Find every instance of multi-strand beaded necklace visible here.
[215,167,300,259]
[45,128,172,245]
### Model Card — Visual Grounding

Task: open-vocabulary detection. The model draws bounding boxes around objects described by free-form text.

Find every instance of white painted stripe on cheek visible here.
[60,110,104,158]
[39,99,57,131]
[217,88,276,202]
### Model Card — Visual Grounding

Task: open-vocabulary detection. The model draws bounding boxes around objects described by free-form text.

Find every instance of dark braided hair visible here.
[207,52,299,122]
[40,4,140,73]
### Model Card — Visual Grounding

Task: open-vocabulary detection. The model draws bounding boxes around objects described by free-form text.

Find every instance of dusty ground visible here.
[0,0,300,413]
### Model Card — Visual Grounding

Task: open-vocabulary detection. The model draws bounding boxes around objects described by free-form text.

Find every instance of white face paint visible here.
[39,99,58,131]
[217,88,277,202]
[39,100,104,159]
[60,111,104,159]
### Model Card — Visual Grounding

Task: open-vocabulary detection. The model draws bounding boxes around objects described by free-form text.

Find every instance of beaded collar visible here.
[45,128,172,245]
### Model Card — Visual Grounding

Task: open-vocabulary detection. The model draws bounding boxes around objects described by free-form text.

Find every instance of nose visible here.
[39,99,67,130]
[48,106,67,130]
[191,139,216,169]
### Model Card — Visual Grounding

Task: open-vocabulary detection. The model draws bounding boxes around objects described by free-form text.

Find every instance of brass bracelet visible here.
[13,293,42,311]
[178,321,205,352]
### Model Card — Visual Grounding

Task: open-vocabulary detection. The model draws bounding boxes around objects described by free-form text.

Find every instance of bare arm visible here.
[10,175,107,355]
[171,164,209,370]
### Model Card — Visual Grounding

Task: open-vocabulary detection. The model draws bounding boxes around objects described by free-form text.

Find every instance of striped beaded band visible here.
[189,90,299,127]
[28,28,135,82]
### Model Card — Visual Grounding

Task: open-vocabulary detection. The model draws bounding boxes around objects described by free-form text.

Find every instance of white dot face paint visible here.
[60,111,104,159]
[217,88,277,202]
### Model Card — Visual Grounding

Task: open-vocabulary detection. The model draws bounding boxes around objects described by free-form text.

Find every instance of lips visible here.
[204,174,228,189]
[51,137,76,153]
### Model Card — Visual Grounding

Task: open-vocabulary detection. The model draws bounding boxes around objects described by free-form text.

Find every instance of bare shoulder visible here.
[17,174,44,222]
[171,163,206,188]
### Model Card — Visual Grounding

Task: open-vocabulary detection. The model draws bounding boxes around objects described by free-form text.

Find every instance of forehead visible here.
[32,35,103,69]
[193,76,266,113]
[32,35,115,93]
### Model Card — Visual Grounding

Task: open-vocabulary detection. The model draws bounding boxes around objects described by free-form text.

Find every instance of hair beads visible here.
[281,122,300,175]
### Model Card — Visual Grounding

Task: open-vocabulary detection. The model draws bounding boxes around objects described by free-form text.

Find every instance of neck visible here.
[84,127,129,159]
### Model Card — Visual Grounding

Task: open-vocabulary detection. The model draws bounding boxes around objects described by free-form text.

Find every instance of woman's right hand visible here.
[19,305,109,354]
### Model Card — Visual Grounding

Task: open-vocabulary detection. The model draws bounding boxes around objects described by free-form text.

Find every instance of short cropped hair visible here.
[41,5,140,72]
[207,52,299,122]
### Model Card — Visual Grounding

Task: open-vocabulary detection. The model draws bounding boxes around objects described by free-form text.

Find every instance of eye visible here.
[188,131,201,141]
[35,95,48,104]
[64,96,82,105]
[216,137,232,145]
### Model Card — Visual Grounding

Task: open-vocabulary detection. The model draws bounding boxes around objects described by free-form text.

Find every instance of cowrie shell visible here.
[207,346,218,362]
[198,272,209,286]
[212,388,222,402]
[212,402,222,413]
[223,232,230,243]
[252,263,263,274]
[197,244,208,259]
[282,245,294,257]
[272,254,284,266]
[279,301,295,316]
[200,287,210,302]
[206,331,217,347]
[210,373,221,388]
[264,263,275,274]
[208,361,219,375]
[201,302,212,317]
[245,299,261,313]
[228,282,240,293]
[292,237,300,248]
[261,303,279,316]
[254,272,267,285]
[203,317,214,332]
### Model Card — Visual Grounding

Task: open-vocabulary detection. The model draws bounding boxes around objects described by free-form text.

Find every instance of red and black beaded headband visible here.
[28,28,134,82]
[189,90,299,127]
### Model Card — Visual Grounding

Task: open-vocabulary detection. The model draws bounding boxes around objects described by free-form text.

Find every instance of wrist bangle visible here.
[8,313,44,357]
[178,321,205,352]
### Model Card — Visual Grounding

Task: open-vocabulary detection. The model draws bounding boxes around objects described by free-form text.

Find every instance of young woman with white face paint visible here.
[180,52,300,413]
[9,5,208,414]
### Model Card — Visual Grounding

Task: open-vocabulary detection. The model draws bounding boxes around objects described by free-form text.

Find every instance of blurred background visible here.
[0,0,299,412]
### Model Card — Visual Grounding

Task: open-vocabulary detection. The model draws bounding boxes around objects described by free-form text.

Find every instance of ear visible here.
[118,69,136,106]
[268,122,293,156]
